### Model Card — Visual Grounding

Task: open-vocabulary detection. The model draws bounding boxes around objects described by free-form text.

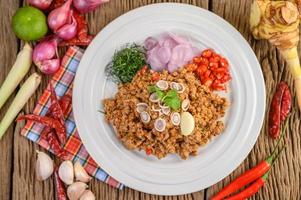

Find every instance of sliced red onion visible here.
[57,11,78,40]
[73,0,110,14]
[35,58,60,75]
[144,37,158,51]
[29,0,53,10]
[48,0,72,32]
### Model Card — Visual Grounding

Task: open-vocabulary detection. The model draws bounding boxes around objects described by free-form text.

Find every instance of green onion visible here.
[106,44,146,83]
[0,73,41,139]
[0,43,32,110]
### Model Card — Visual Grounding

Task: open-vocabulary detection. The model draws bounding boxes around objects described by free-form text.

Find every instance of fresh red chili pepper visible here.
[211,145,284,200]
[17,115,66,143]
[224,173,268,200]
[54,167,67,200]
[269,81,291,139]
[139,65,149,75]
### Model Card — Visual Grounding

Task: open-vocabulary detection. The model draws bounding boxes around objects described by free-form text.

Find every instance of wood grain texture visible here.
[0,0,20,200]
[0,0,300,199]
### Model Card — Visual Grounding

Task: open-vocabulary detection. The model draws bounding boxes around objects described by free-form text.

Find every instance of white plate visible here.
[73,3,265,195]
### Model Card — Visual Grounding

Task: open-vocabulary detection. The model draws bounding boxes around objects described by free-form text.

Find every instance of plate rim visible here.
[73,2,266,195]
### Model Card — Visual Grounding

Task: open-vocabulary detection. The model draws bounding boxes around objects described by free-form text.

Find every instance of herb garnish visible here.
[106,44,147,83]
[148,86,181,110]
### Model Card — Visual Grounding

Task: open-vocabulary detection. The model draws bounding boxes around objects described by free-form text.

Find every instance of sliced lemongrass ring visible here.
[156,80,169,90]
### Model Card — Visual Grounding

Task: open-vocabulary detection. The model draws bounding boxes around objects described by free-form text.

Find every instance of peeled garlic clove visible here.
[59,160,74,185]
[140,111,150,123]
[171,112,181,126]
[74,161,92,183]
[180,112,195,136]
[181,99,190,111]
[154,118,166,132]
[67,182,88,200]
[79,190,95,200]
[149,93,160,102]
[156,80,169,90]
[36,151,54,181]
[136,103,148,113]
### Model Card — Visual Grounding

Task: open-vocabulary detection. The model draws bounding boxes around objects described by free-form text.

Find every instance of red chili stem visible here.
[54,167,67,200]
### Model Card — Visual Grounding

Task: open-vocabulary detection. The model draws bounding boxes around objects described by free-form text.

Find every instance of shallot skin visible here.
[57,12,78,40]
[29,0,53,10]
[73,0,110,13]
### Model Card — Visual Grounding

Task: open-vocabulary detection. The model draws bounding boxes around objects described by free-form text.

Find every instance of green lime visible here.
[12,6,48,41]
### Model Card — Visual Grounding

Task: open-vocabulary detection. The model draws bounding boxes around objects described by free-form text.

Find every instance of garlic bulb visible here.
[74,161,92,183]
[59,160,74,185]
[79,190,95,200]
[156,80,169,90]
[36,151,54,181]
[67,182,88,200]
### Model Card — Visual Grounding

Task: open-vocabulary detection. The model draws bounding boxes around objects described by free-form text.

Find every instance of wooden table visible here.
[1,0,301,199]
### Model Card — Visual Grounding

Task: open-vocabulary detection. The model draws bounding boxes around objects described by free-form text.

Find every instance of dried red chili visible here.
[54,167,67,200]
[268,81,292,139]
[45,129,67,158]
[59,94,72,118]
[17,115,66,141]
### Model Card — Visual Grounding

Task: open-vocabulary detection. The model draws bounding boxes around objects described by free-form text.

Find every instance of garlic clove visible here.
[74,161,92,183]
[180,112,195,136]
[36,151,54,181]
[67,182,88,200]
[59,160,74,185]
[79,190,95,200]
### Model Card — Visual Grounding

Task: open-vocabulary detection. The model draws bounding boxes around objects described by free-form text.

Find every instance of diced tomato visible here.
[140,65,148,74]
[146,148,152,155]
[209,62,219,70]
[151,72,160,81]
[220,74,232,83]
[202,49,213,58]
[186,63,198,71]
[220,57,229,68]
[210,55,220,63]
[193,57,202,64]
[203,70,211,78]
[203,78,213,87]
[200,57,209,66]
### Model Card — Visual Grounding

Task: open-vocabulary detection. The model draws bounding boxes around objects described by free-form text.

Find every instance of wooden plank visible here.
[206,1,301,200]
[0,0,20,200]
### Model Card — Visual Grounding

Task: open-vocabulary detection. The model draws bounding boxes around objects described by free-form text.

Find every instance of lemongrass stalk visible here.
[0,73,41,139]
[280,47,301,109]
[0,43,32,110]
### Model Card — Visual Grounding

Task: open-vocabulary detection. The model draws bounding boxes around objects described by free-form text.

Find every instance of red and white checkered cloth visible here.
[20,46,123,189]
